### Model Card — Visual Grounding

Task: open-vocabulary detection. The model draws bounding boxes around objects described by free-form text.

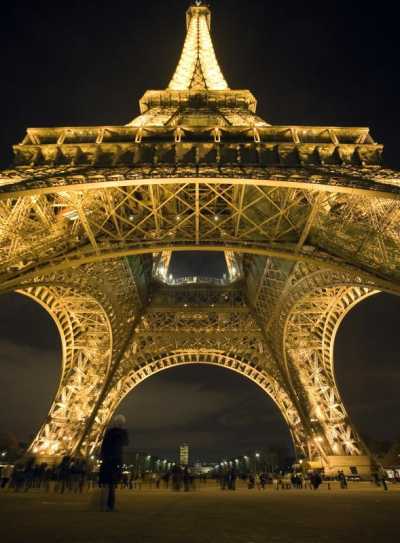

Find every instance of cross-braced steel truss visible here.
[95,352,307,458]
[0,3,397,474]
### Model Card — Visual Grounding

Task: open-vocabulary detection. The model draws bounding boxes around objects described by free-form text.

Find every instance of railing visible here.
[153,274,233,286]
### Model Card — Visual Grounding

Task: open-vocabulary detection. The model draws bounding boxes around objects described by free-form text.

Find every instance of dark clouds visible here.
[0,295,61,442]
[0,293,60,350]
[335,293,400,442]
[118,365,292,461]
[0,338,59,442]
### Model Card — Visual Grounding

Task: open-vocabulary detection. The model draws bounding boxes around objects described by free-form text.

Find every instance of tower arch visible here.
[90,351,308,459]
[0,2,398,477]
[8,259,146,461]
[249,258,386,472]
[280,281,381,474]
[15,284,113,460]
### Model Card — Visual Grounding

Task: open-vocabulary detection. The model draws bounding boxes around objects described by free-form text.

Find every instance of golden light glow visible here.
[168,5,228,90]
[0,3,385,478]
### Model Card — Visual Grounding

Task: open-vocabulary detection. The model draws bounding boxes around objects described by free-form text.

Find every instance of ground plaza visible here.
[0,482,399,543]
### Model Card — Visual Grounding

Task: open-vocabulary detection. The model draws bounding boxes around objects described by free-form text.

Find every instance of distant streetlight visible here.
[255,452,260,474]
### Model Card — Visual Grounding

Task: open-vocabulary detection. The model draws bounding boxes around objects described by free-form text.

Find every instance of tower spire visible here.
[168,3,228,91]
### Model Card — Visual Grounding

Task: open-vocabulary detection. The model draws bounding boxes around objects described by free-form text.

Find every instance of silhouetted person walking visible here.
[338,470,347,489]
[99,414,129,512]
[310,471,322,490]
[183,466,191,492]
[378,467,388,491]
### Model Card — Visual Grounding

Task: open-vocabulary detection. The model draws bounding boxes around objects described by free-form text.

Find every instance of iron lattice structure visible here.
[1,3,399,473]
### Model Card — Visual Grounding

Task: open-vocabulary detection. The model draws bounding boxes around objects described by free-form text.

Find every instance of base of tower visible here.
[30,454,64,466]
[309,455,372,477]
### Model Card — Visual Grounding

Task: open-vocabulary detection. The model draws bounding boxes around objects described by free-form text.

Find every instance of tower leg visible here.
[251,258,376,476]
[283,283,376,476]
[83,350,311,462]
[21,285,112,463]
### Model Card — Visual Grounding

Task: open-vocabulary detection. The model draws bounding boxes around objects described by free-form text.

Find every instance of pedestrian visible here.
[248,474,255,489]
[183,466,190,492]
[1,464,12,488]
[297,474,303,489]
[57,455,71,493]
[163,471,170,489]
[378,467,388,491]
[171,464,182,491]
[23,458,35,492]
[372,471,380,486]
[221,470,229,490]
[229,466,237,491]
[310,471,322,490]
[98,414,129,512]
[338,470,347,489]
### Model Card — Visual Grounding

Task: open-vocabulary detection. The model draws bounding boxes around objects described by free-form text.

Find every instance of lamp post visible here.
[255,452,260,475]
[145,454,151,473]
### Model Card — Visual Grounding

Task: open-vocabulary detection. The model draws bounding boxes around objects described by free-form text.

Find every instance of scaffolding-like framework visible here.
[1,3,399,474]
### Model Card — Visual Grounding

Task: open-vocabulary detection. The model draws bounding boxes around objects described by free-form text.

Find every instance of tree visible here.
[0,431,19,451]
[382,440,400,467]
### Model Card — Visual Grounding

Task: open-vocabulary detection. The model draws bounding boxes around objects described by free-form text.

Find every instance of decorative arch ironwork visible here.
[17,285,112,459]
[91,351,308,458]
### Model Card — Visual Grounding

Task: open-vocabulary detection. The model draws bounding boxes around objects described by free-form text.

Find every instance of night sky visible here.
[0,0,400,461]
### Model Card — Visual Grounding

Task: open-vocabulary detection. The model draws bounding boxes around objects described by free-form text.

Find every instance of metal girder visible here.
[0,3,398,473]
[251,259,382,462]
[21,284,112,458]
[1,179,400,293]
[89,352,308,459]
[283,284,376,457]
[15,259,145,460]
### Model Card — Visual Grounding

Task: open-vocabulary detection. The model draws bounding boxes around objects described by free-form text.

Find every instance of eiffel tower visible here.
[1,2,399,476]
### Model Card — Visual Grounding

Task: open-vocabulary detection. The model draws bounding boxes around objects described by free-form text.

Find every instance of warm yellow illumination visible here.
[6,3,381,480]
[169,5,228,90]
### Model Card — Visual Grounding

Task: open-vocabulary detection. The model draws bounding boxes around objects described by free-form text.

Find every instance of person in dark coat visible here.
[310,470,322,490]
[99,414,129,511]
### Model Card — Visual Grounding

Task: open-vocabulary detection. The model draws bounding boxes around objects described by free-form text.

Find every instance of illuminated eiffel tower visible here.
[1,2,399,475]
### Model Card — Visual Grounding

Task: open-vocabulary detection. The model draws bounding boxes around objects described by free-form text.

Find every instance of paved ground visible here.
[0,482,399,543]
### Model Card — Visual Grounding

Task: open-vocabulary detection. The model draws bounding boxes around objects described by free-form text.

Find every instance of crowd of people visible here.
[217,469,270,490]
[0,456,95,493]
[215,468,320,491]
[0,413,393,511]
[0,461,391,496]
